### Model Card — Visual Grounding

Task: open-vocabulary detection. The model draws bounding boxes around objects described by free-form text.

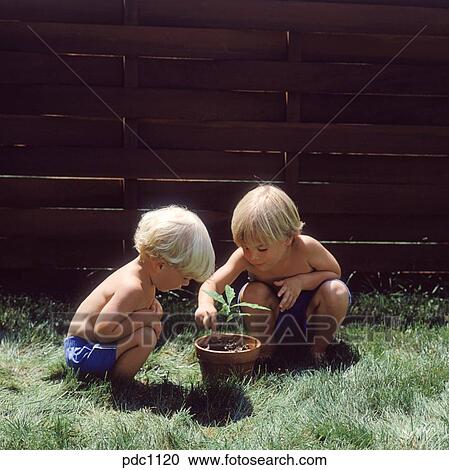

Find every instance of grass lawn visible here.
[0,291,448,450]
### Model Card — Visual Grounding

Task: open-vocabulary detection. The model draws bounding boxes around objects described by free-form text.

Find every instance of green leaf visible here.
[233,302,271,311]
[203,290,226,306]
[224,285,236,305]
[225,312,236,322]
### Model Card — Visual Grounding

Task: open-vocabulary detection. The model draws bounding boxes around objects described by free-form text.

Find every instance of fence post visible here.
[285,31,301,197]
[122,0,139,258]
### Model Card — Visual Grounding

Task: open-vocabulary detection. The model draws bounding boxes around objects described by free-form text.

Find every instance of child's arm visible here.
[296,236,341,289]
[93,285,160,342]
[274,236,340,311]
[195,248,247,330]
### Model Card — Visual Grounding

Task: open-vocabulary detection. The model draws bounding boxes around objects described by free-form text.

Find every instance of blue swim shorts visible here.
[64,336,117,375]
[272,280,351,346]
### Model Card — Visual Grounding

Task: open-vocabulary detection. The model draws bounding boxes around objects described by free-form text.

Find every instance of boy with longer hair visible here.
[195,185,350,364]
[65,206,215,381]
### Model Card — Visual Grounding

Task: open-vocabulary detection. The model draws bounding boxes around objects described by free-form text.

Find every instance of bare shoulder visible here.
[209,247,248,289]
[102,278,151,313]
[100,268,140,296]
[115,277,145,298]
[100,262,152,309]
[229,247,250,268]
[298,234,341,273]
[116,270,152,303]
[293,234,326,264]
[226,247,252,274]
[211,247,247,277]
[298,234,324,251]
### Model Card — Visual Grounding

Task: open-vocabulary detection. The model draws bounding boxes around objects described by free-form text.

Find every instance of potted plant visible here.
[194,285,270,381]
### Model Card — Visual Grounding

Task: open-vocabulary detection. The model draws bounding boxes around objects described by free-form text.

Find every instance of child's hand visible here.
[195,306,218,330]
[273,276,303,312]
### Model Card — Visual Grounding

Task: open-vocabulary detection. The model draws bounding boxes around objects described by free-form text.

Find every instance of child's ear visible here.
[286,232,300,246]
[285,237,294,247]
[150,256,166,271]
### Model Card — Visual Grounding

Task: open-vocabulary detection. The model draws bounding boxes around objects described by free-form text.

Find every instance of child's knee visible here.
[318,280,350,314]
[241,281,276,309]
[139,326,158,353]
[152,321,162,341]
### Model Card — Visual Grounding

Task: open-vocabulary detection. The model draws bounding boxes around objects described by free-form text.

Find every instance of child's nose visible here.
[248,253,259,263]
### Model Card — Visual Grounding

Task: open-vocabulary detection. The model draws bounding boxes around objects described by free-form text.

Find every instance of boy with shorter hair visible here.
[195,185,350,364]
[65,206,215,381]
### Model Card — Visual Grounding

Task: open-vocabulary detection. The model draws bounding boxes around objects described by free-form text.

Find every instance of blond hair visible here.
[134,206,215,282]
[231,185,304,246]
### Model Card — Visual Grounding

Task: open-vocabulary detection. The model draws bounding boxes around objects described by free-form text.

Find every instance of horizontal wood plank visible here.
[302,32,449,64]
[312,1,449,7]
[302,215,449,243]
[0,147,284,180]
[328,242,449,272]
[138,181,255,213]
[0,209,138,239]
[299,153,449,185]
[301,94,449,126]
[0,51,123,86]
[293,183,449,216]
[214,240,449,272]
[0,208,229,239]
[0,268,115,300]
[1,209,447,243]
[0,116,122,147]
[0,177,123,208]
[0,239,124,269]
[3,148,447,185]
[0,0,122,24]
[4,53,448,95]
[0,22,286,60]
[137,181,449,215]
[139,58,449,95]
[138,0,449,36]
[0,85,286,122]
[137,120,449,155]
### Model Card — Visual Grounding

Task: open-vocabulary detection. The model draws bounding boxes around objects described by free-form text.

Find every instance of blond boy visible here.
[65,206,215,381]
[195,185,350,364]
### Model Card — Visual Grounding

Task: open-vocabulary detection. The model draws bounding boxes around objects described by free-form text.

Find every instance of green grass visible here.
[1,292,449,449]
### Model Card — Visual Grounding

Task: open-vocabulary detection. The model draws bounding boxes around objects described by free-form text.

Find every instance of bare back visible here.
[67,257,155,340]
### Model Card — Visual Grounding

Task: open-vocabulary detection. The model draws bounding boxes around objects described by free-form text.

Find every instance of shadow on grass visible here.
[185,380,253,426]
[258,340,360,375]
[45,340,359,426]
[45,361,253,426]
[111,379,253,426]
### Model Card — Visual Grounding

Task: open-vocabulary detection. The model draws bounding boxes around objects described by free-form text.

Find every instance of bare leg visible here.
[111,326,157,381]
[240,282,280,359]
[306,280,350,358]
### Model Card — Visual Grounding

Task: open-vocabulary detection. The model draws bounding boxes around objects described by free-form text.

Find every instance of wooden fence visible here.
[1,0,448,293]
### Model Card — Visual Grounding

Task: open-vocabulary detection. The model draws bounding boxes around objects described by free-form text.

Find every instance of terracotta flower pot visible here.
[195,332,261,381]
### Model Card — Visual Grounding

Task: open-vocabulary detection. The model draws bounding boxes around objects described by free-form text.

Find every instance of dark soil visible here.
[206,335,250,352]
